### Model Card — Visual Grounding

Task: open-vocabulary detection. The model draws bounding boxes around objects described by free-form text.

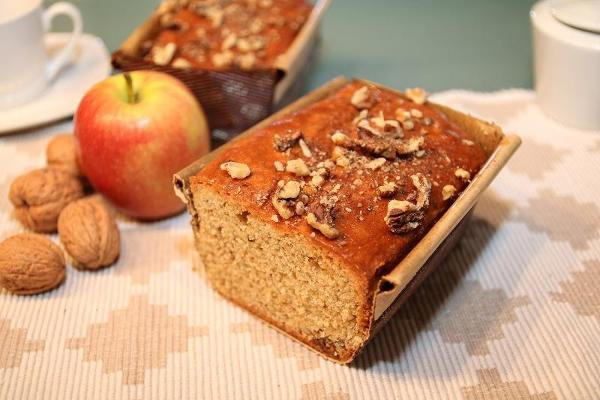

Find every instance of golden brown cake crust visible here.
[145,0,312,69]
[190,81,488,283]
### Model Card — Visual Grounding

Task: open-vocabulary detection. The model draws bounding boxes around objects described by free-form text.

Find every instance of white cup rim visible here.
[0,0,43,25]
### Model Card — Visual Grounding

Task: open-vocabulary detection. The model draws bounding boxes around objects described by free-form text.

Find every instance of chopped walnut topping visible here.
[377,181,397,198]
[396,136,424,155]
[273,130,302,152]
[462,139,475,146]
[331,146,346,160]
[370,111,402,136]
[171,57,192,69]
[383,119,402,135]
[223,3,240,15]
[442,184,457,200]
[385,200,422,234]
[160,13,174,28]
[205,7,224,27]
[286,159,310,176]
[395,108,411,122]
[455,168,471,181]
[272,196,294,219]
[235,52,256,69]
[405,87,428,104]
[352,109,368,125]
[354,137,394,158]
[222,33,237,50]
[310,175,325,187]
[306,212,340,239]
[311,167,329,178]
[357,119,381,136]
[298,138,312,158]
[212,50,234,67]
[255,192,268,205]
[235,38,251,52]
[152,42,176,65]
[249,19,263,34]
[412,173,432,209]
[336,156,350,168]
[371,111,385,128]
[295,201,306,216]
[181,42,206,62]
[278,180,301,199]
[384,173,431,234]
[402,119,415,131]
[236,36,265,52]
[365,157,386,170]
[195,27,206,38]
[350,86,374,109]
[331,131,352,146]
[410,109,423,118]
[220,161,251,179]
[274,161,284,172]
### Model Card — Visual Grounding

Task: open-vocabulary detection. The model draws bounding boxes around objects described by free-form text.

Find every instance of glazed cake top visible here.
[190,81,488,281]
[143,0,312,70]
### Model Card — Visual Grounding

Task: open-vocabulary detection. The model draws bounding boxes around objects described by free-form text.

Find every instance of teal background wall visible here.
[44,0,537,92]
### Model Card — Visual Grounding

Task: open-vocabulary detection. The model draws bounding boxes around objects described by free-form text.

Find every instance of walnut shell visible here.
[9,168,85,233]
[0,233,66,295]
[46,134,83,177]
[58,197,120,270]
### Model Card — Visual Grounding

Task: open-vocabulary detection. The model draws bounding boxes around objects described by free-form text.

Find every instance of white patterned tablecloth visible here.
[1,89,599,399]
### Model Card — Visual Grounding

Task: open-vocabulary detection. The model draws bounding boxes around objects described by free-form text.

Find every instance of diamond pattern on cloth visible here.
[230,320,321,370]
[460,369,557,400]
[0,318,45,369]
[0,90,599,399]
[66,295,208,385]
[551,260,600,321]
[515,189,600,250]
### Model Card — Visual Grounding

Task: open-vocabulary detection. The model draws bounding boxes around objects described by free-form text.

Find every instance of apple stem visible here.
[123,72,137,104]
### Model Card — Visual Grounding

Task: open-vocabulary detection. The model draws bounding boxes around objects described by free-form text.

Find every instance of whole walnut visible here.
[0,233,66,295]
[9,168,84,233]
[58,197,120,270]
[46,134,83,177]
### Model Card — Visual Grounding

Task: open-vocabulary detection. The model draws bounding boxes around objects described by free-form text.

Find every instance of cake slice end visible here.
[190,183,373,362]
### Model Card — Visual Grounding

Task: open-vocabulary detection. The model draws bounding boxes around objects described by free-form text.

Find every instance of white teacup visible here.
[0,0,82,109]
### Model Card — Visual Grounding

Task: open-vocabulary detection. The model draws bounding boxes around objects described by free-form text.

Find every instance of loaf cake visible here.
[141,0,312,70]
[176,79,501,363]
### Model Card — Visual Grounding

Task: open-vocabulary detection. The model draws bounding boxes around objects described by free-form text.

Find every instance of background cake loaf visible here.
[113,0,330,137]
[143,0,312,70]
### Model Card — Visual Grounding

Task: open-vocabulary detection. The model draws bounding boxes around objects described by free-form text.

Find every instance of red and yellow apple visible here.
[74,71,210,220]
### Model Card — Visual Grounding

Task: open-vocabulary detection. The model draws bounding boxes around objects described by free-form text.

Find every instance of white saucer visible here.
[0,33,111,135]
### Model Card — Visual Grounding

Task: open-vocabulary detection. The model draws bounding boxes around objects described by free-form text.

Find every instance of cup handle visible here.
[42,2,83,82]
